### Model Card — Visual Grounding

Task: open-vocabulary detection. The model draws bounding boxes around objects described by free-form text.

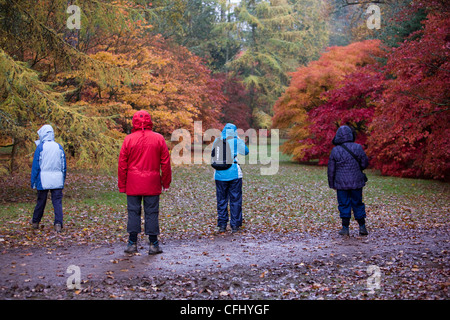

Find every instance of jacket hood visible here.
[221,123,237,139]
[36,124,55,146]
[333,125,354,145]
[131,110,153,133]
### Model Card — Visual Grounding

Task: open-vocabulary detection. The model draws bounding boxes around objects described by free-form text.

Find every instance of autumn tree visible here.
[0,0,226,172]
[73,31,225,137]
[214,73,252,130]
[272,39,383,161]
[0,0,150,171]
[301,66,385,165]
[226,0,329,127]
[367,6,450,180]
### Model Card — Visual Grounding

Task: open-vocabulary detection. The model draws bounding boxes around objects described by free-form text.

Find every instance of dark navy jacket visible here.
[327,125,368,190]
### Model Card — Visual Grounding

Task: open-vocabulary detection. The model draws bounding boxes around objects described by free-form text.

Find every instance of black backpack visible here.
[211,137,235,170]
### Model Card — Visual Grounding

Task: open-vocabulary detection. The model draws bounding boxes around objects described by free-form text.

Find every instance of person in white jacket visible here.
[30,125,66,232]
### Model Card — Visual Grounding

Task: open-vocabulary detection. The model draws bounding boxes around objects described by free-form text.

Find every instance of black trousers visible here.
[126,195,160,236]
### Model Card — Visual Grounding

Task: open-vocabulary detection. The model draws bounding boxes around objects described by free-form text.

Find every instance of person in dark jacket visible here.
[327,125,369,236]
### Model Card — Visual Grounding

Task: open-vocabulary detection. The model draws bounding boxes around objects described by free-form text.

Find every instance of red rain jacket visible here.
[118,110,171,195]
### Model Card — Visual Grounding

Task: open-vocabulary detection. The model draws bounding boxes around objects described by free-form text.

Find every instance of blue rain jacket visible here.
[214,123,249,181]
[31,125,67,190]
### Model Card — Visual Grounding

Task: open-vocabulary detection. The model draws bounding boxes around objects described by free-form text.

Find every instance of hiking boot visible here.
[124,241,138,254]
[218,226,226,233]
[148,242,163,255]
[31,221,39,230]
[231,226,240,233]
[338,226,349,236]
[359,224,368,236]
[54,223,62,232]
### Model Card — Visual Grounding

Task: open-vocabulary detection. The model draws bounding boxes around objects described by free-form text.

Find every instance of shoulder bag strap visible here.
[340,143,363,171]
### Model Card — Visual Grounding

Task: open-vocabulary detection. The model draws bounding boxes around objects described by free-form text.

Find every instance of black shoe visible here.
[339,226,349,236]
[231,226,240,233]
[218,226,226,233]
[359,224,368,236]
[31,221,39,229]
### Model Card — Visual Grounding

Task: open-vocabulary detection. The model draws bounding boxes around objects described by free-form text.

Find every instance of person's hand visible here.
[163,187,170,192]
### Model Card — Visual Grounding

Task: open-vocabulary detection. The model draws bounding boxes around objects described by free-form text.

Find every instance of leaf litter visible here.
[0,164,449,299]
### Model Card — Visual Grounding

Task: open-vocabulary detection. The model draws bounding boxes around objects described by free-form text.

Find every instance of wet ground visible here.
[0,225,448,300]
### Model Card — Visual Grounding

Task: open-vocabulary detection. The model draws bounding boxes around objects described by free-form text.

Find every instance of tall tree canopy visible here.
[226,0,329,127]
[272,0,449,180]
[367,7,450,179]
[1,0,447,180]
[272,39,383,161]
[0,0,225,171]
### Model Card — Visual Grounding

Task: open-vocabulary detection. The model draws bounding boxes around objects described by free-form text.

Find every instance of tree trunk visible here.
[9,139,18,175]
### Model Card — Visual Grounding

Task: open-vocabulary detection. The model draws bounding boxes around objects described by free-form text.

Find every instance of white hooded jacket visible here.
[31,125,66,190]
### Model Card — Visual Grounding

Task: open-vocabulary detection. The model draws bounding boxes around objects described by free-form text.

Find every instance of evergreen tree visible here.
[0,0,222,172]
[0,0,151,171]
[226,0,328,127]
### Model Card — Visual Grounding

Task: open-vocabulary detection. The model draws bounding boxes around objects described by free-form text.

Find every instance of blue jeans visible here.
[32,189,63,226]
[337,188,366,221]
[215,178,243,228]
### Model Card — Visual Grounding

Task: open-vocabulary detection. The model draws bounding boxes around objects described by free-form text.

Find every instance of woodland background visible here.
[0,0,448,180]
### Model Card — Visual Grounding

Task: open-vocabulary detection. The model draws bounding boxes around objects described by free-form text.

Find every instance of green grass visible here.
[0,145,449,248]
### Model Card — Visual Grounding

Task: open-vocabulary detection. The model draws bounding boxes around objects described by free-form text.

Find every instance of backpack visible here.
[211,137,236,170]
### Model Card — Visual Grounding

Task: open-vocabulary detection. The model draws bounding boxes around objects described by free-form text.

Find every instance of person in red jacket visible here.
[118,110,172,254]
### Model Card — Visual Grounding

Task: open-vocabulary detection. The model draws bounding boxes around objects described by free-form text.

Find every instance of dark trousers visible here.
[337,188,366,224]
[32,189,63,226]
[215,178,243,228]
[127,195,160,237]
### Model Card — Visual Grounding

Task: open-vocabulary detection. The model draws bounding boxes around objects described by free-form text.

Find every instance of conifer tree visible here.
[0,0,150,171]
[226,0,328,127]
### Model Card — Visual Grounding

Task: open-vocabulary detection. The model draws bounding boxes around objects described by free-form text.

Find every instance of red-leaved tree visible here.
[215,73,252,131]
[367,10,450,180]
[272,40,383,161]
[302,67,385,165]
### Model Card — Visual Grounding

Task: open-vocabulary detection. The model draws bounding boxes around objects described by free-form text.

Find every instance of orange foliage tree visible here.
[61,23,225,138]
[1,1,228,171]
[272,40,383,161]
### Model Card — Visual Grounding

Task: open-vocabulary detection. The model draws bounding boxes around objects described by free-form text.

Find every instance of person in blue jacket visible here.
[213,123,249,233]
[327,125,369,236]
[30,124,67,232]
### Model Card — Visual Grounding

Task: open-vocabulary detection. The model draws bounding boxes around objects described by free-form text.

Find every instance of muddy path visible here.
[0,226,449,299]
